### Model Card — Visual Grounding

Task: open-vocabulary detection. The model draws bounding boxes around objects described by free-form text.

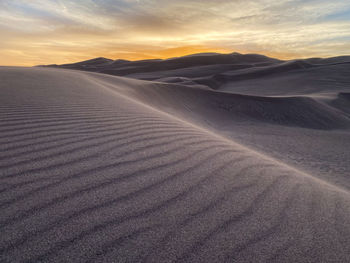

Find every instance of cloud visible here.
[1,0,350,65]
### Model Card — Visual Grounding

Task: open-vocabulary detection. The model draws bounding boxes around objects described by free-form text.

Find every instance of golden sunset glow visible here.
[1,0,350,66]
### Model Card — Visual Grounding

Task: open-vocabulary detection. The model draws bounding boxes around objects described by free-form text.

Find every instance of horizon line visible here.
[3,51,350,67]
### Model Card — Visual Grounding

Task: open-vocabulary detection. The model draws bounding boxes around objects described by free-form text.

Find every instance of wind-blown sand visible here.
[1,63,350,262]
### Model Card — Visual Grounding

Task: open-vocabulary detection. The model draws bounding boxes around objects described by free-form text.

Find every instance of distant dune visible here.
[1,53,350,262]
[40,52,349,91]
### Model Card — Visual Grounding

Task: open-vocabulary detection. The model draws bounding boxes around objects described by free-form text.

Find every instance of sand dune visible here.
[1,67,350,262]
[44,53,350,95]
[79,69,350,188]
[43,53,280,79]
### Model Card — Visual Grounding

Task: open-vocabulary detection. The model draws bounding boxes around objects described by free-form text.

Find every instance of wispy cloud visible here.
[1,0,350,65]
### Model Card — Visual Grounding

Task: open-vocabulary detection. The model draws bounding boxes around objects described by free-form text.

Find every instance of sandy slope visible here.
[78,70,350,189]
[0,67,349,262]
[42,53,350,184]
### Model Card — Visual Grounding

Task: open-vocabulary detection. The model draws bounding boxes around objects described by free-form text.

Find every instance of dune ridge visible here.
[0,67,349,262]
[41,52,350,92]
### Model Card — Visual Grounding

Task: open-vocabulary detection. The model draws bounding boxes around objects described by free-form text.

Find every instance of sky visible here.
[1,0,350,66]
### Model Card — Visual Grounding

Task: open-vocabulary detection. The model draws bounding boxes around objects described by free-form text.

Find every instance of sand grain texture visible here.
[0,67,350,263]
